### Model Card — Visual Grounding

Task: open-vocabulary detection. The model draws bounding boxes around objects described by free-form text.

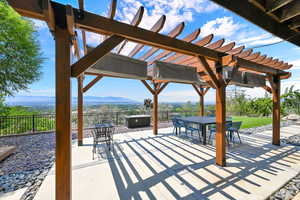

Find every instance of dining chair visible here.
[182,120,202,142]
[171,118,180,135]
[208,122,231,144]
[92,125,114,160]
[227,121,242,143]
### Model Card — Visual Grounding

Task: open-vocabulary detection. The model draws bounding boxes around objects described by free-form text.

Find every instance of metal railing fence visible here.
[0,110,198,136]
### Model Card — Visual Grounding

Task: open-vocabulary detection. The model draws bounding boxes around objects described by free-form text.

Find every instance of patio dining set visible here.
[171,116,243,145]
[90,116,243,159]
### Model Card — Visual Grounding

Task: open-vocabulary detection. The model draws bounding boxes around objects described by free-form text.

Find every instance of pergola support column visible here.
[141,81,168,135]
[55,27,72,200]
[199,56,226,166]
[200,94,204,116]
[271,75,281,145]
[193,84,210,116]
[215,83,226,166]
[153,92,158,135]
[77,75,83,146]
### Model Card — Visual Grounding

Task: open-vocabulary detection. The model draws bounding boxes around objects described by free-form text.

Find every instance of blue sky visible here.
[14,0,300,103]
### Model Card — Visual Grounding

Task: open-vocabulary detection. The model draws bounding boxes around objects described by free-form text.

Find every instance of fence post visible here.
[32,115,35,133]
[167,110,169,121]
[116,112,119,125]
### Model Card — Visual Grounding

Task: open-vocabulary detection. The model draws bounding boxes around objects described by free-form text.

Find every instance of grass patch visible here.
[232,116,272,129]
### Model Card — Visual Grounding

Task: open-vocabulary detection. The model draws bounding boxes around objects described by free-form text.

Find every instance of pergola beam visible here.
[266,0,294,13]
[116,6,144,54]
[192,84,210,116]
[222,55,288,75]
[157,82,169,94]
[71,35,125,77]
[8,0,291,76]
[141,80,155,95]
[83,75,102,93]
[198,56,220,88]
[210,0,300,47]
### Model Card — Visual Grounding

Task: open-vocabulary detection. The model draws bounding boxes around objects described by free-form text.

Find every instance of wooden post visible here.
[215,67,226,166]
[55,27,72,200]
[77,75,83,146]
[153,92,158,135]
[272,75,281,145]
[200,88,204,116]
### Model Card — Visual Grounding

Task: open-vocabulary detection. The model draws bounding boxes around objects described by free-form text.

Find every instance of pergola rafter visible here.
[6,0,294,199]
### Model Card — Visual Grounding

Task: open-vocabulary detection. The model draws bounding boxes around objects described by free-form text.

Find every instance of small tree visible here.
[143,98,152,114]
[0,1,43,96]
[281,85,300,114]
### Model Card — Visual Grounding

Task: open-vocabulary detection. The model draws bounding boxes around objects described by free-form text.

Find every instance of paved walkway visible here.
[34,124,300,200]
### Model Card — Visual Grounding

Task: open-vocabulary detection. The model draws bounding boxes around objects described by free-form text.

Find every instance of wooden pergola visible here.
[210,0,300,47]
[7,0,294,199]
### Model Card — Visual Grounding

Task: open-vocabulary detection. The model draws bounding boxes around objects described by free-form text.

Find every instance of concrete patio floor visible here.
[34,124,300,200]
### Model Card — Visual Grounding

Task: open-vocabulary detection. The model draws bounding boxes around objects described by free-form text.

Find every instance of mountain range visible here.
[5,95,139,106]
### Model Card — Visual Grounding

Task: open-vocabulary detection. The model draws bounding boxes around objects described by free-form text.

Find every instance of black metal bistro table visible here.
[178,116,232,145]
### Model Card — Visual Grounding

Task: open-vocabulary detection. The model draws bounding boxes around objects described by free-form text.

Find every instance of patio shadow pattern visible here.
[34,124,300,200]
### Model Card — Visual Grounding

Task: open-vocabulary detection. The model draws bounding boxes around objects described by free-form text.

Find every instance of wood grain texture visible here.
[55,28,72,200]
[77,75,83,146]
[215,67,226,167]
[272,75,281,145]
[117,6,144,54]
[83,75,102,93]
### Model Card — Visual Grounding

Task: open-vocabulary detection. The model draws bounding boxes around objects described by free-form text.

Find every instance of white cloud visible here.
[201,17,242,38]
[17,88,55,96]
[200,17,282,48]
[289,59,300,70]
[85,32,102,46]
[30,19,48,30]
[116,0,220,55]
[282,79,300,92]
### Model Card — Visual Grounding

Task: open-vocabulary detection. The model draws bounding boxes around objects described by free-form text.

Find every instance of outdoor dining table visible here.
[178,116,232,145]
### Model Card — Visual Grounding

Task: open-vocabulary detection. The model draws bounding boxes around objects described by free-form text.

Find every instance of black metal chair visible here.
[171,118,184,135]
[182,120,202,142]
[92,124,114,160]
[227,121,242,143]
[208,122,231,144]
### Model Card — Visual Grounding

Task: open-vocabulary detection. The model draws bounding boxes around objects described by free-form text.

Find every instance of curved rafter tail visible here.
[260,57,273,65]
[216,42,235,52]
[148,28,201,65]
[73,1,290,76]
[77,0,87,56]
[163,34,214,63]
[116,6,144,54]
[107,0,117,19]
[244,52,261,60]
[174,38,225,65]
[139,22,185,61]
[205,38,225,49]
[103,0,117,41]
[237,48,253,58]
[128,15,166,57]
[227,45,244,55]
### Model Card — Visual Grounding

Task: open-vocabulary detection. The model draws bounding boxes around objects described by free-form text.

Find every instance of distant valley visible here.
[5,95,139,106]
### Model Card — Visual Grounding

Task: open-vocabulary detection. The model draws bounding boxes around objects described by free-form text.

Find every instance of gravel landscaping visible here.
[0,120,299,200]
